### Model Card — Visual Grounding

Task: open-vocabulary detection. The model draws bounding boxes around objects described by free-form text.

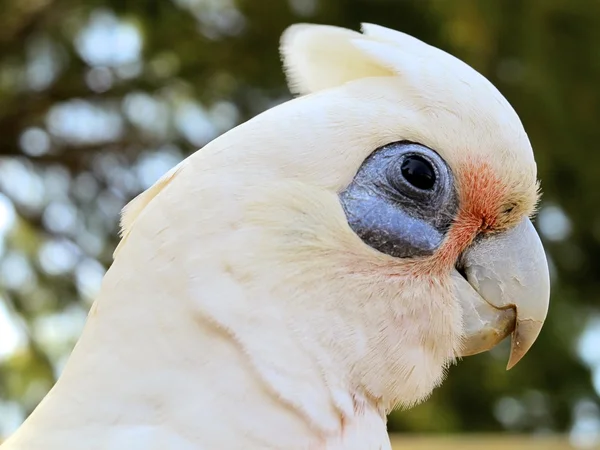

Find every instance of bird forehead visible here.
[366,77,537,197]
[394,60,532,165]
[351,24,532,151]
[341,37,537,180]
[383,64,538,200]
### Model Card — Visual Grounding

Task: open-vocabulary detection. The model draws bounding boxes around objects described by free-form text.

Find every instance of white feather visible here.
[2,23,539,450]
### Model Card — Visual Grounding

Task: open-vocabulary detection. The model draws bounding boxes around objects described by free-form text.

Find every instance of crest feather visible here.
[280,23,495,100]
[280,24,393,95]
[361,23,434,57]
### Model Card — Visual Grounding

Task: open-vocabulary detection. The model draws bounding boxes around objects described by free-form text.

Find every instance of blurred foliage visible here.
[0,0,599,441]
[390,435,577,450]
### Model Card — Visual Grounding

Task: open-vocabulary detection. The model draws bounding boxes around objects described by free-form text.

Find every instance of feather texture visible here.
[2,23,541,450]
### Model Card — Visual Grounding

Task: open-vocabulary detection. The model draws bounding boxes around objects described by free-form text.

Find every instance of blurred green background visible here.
[0,0,598,445]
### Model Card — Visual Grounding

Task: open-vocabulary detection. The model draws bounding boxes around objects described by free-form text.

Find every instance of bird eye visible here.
[339,141,457,259]
[380,142,450,202]
[400,155,436,190]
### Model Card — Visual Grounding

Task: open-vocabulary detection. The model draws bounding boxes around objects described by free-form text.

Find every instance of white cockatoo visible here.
[2,23,550,450]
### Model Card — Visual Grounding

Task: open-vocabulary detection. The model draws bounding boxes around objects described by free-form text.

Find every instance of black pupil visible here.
[400,155,436,190]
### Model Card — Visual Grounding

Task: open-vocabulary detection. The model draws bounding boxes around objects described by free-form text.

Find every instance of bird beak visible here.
[453,218,550,369]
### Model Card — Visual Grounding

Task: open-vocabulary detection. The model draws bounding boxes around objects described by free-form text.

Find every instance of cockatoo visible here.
[2,23,550,450]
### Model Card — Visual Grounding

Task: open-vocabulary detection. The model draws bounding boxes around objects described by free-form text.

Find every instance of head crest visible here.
[280,23,505,107]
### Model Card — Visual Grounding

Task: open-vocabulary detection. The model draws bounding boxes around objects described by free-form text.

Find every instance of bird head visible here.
[1,22,552,450]
[116,23,549,415]
[278,23,549,368]
[279,22,551,367]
